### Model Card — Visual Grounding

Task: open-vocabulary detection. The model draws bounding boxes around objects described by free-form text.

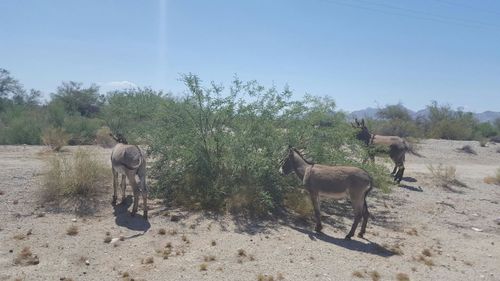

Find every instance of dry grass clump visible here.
[382,243,403,255]
[95,126,116,148]
[104,232,112,243]
[369,271,381,281]
[142,256,154,264]
[168,229,178,235]
[181,234,190,243]
[416,255,434,266]
[427,164,466,190]
[14,247,39,266]
[283,189,313,218]
[483,168,500,185]
[352,270,364,278]
[422,248,432,257]
[161,248,172,259]
[158,228,166,235]
[41,127,70,152]
[13,234,26,240]
[237,249,247,257]
[396,273,410,281]
[41,149,109,212]
[199,263,208,271]
[257,274,281,281]
[457,144,477,155]
[66,225,78,236]
[211,240,216,246]
[203,255,216,262]
[405,228,418,236]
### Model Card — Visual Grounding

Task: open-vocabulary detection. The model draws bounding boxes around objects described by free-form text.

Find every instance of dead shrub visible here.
[42,127,70,152]
[13,234,26,240]
[422,248,432,257]
[199,263,208,271]
[66,225,78,236]
[203,255,216,262]
[369,271,381,281]
[283,189,313,218]
[95,126,116,148]
[396,273,410,281]
[352,271,364,278]
[40,149,109,213]
[427,164,466,190]
[158,228,166,235]
[479,139,488,147]
[257,274,276,281]
[14,247,39,266]
[416,255,434,266]
[483,168,500,185]
[457,144,476,155]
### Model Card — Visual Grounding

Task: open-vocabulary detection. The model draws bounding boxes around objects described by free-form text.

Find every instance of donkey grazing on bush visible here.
[110,134,148,219]
[352,118,421,183]
[279,146,373,240]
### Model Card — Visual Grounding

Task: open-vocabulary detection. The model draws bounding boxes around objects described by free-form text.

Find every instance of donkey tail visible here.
[404,140,424,157]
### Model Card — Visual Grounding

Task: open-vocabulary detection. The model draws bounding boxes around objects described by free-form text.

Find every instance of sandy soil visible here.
[1,140,499,281]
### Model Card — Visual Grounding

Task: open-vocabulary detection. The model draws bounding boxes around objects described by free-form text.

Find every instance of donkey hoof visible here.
[143,212,148,220]
[111,197,117,205]
[314,225,323,233]
[357,233,365,238]
[344,234,352,240]
[131,211,136,217]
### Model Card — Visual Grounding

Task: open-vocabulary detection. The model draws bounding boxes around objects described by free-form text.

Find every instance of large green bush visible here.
[101,88,169,144]
[149,75,389,214]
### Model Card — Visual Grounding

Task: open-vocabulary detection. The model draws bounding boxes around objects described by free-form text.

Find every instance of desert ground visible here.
[0,139,499,281]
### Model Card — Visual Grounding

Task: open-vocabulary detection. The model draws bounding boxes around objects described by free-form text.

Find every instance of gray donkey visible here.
[110,134,148,219]
[280,146,373,240]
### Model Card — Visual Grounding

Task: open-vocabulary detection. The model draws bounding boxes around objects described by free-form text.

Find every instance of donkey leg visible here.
[390,164,397,175]
[128,173,139,216]
[120,174,127,204]
[309,191,322,233]
[358,201,370,238]
[140,176,148,219]
[346,212,362,240]
[394,165,405,183]
[346,200,364,240]
[112,168,118,205]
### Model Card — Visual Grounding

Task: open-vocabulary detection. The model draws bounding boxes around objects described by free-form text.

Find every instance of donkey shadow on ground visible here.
[289,226,396,257]
[113,195,150,233]
[399,177,423,192]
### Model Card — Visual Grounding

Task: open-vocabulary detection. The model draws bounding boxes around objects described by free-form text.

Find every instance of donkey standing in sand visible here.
[280,146,373,240]
[110,134,148,219]
[353,118,420,183]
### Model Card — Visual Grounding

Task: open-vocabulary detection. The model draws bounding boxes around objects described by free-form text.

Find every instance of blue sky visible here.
[1,0,499,112]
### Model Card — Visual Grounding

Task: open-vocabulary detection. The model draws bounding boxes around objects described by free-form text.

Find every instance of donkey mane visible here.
[291,148,314,165]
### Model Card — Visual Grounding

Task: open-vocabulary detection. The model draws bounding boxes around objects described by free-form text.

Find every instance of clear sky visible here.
[1,0,499,112]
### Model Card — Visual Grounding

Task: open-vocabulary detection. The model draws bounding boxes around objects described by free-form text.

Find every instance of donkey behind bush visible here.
[110,134,148,219]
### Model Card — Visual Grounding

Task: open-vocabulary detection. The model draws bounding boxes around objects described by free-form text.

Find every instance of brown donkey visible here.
[279,147,373,240]
[353,118,420,183]
[110,134,148,219]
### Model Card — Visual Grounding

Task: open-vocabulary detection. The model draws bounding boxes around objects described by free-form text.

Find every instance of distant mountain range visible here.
[350,107,500,123]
